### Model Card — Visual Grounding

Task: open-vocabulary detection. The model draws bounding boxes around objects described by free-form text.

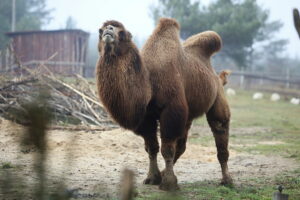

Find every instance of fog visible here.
[45,0,299,57]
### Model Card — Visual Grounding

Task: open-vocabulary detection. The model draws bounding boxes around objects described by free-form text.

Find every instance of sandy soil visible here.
[0,118,298,198]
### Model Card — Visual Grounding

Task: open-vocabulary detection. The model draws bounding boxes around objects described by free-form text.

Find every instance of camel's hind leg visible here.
[173,120,192,164]
[206,94,233,185]
[135,114,161,185]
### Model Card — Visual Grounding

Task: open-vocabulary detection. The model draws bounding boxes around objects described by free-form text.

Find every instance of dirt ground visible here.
[0,118,298,198]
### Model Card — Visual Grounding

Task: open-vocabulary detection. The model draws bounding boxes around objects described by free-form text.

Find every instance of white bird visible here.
[270,93,280,101]
[290,98,300,105]
[226,88,236,96]
[253,92,263,100]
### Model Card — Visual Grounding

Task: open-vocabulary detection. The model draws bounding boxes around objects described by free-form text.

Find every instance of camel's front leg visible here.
[142,135,161,185]
[159,99,188,191]
[159,139,179,191]
[135,114,161,185]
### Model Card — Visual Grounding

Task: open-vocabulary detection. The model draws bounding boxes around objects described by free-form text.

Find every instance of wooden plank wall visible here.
[1,30,89,76]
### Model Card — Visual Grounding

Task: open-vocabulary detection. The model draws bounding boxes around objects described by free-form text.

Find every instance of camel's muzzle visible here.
[103,30,115,43]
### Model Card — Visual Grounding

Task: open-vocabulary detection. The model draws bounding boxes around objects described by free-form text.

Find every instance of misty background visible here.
[0,0,299,77]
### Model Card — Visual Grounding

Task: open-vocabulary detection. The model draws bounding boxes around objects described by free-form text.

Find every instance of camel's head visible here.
[98,20,132,55]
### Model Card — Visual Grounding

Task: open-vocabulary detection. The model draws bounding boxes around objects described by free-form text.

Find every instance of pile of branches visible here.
[0,63,116,130]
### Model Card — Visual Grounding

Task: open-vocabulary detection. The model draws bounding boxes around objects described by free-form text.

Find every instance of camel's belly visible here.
[185,78,218,119]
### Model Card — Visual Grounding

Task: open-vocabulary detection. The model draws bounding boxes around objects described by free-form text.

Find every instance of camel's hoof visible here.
[158,173,179,191]
[159,182,180,191]
[143,174,162,185]
[220,175,233,186]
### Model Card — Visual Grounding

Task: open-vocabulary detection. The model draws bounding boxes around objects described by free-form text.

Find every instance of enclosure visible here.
[1,29,89,75]
[0,0,300,199]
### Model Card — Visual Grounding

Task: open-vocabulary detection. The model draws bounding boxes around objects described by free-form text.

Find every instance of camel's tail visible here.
[183,31,222,58]
[219,70,231,86]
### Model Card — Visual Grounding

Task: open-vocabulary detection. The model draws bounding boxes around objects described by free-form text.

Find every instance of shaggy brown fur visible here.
[96,20,151,130]
[96,18,232,191]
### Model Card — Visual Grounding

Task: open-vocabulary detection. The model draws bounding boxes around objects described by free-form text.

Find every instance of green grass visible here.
[192,89,300,160]
[229,90,300,160]
[227,90,300,130]
[1,162,13,169]
[136,89,300,200]
[136,169,300,200]
[195,90,300,130]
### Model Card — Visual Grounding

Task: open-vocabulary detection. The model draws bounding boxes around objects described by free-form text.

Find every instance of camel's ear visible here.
[119,30,132,41]
[219,70,231,86]
[98,28,103,40]
[126,31,132,40]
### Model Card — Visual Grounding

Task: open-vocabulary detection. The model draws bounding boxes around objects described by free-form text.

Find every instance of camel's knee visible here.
[177,139,187,154]
[175,137,187,156]
[161,142,176,160]
[144,139,159,156]
[208,119,230,135]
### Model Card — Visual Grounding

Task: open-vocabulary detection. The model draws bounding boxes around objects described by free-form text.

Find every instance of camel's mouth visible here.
[102,30,115,43]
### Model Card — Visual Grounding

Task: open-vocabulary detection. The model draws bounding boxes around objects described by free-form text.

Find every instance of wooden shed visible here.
[3,29,89,75]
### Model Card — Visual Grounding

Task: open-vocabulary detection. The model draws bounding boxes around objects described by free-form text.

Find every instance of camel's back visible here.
[141,19,185,106]
[142,18,219,119]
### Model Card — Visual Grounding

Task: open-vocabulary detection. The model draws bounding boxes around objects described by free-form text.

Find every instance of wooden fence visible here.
[1,47,300,90]
[224,71,300,90]
[0,45,86,76]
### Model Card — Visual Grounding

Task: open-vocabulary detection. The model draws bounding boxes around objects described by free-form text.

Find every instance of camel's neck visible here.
[97,47,142,89]
[96,45,150,130]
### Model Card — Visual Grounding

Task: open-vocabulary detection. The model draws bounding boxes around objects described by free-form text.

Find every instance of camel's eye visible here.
[99,29,103,35]
[119,31,126,41]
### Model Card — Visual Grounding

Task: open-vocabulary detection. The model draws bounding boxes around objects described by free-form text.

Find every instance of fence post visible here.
[5,48,10,71]
[0,51,2,70]
[286,66,290,89]
[240,69,245,89]
[259,74,264,85]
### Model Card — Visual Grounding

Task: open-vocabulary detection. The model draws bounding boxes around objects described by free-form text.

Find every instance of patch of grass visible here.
[136,192,184,200]
[189,135,214,146]
[241,142,300,160]
[227,90,300,130]
[136,169,300,200]
[1,162,13,169]
[186,183,272,200]
[195,90,300,130]
[193,89,300,160]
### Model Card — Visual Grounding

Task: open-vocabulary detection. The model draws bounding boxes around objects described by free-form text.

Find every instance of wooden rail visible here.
[229,71,300,85]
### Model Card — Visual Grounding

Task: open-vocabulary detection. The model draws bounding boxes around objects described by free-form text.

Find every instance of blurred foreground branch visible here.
[293,8,300,38]
[120,169,136,200]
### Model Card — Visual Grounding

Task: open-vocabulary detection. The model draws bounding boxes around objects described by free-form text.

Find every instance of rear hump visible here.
[183,31,222,58]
